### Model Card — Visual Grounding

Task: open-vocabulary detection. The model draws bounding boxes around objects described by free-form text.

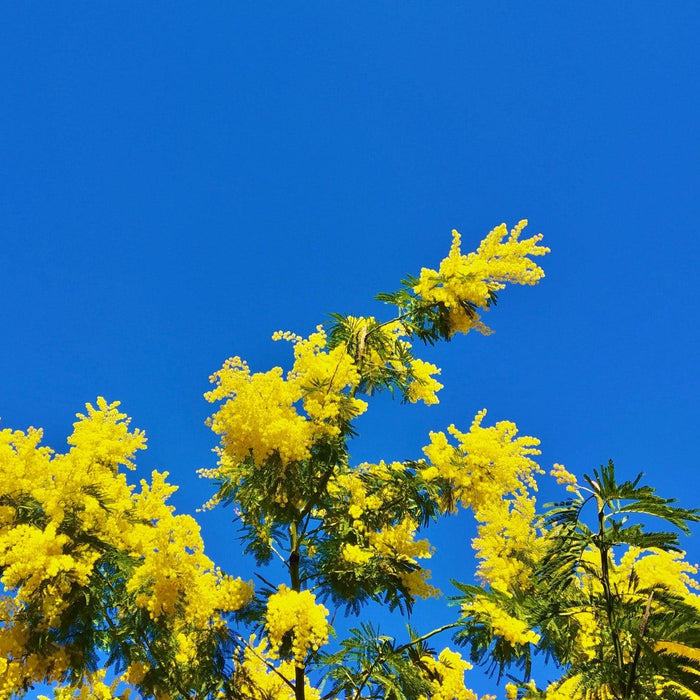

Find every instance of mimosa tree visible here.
[1,221,698,700]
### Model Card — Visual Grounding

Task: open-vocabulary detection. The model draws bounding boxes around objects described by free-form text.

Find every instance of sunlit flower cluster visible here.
[38,669,132,700]
[418,647,477,700]
[236,636,322,700]
[205,357,315,468]
[464,598,540,647]
[205,327,368,491]
[407,358,443,405]
[265,586,330,666]
[413,222,549,336]
[471,492,545,591]
[550,463,579,493]
[0,400,252,698]
[422,410,542,514]
[328,463,440,599]
[542,675,620,700]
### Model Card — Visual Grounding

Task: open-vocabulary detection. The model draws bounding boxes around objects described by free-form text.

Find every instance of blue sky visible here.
[2,3,699,696]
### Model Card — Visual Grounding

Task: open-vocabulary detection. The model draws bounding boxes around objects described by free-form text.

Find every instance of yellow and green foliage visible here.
[1,221,698,700]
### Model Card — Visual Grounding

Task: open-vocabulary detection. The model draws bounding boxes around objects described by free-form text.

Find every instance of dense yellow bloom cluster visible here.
[571,610,601,661]
[422,410,542,514]
[265,586,330,667]
[418,648,478,700]
[464,598,540,647]
[0,400,252,698]
[504,682,518,700]
[423,409,541,510]
[38,670,132,700]
[407,358,443,405]
[328,463,440,599]
[471,492,545,592]
[617,546,700,601]
[413,222,549,336]
[236,636,322,700]
[205,327,368,487]
[205,357,315,467]
[327,464,390,522]
[422,410,545,594]
[569,545,700,649]
[550,463,579,493]
[368,517,439,598]
[125,496,252,623]
[288,326,367,430]
[543,674,615,700]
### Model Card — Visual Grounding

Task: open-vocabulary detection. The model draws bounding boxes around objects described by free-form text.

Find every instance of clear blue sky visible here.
[2,3,699,696]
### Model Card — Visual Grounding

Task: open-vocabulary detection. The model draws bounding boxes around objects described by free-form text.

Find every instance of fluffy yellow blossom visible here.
[38,669,132,700]
[265,586,330,667]
[204,327,367,502]
[571,610,601,661]
[413,222,549,336]
[0,401,254,698]
[418,648,477,700]
[367,518,440,598]
[472,492,545,592]
[505,682,518,700]
[617,546,700,599]
[341,543,374,565]
[465,598,540,646]
[126,484,252,623]
[68,397,146,471]
[543,674,616,700]
[550,463,579,493]
[206,357,314,467]
[288,325,367,433]
[422,410,542,515]
[236,636,322,700]
[407,358,443,405]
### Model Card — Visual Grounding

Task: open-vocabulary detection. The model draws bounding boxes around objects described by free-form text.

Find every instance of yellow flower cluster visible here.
[471,492,545,592]
[205,357,315,468]
[422,410,542,514]
[504,682,518,700]
[423,410,545,591]
[571,610,600,661]
[413,222,549,336]
[465,598,540,647]
[617,546,700,601]
[0,400,253,698]
[543,674,615,700]
[265,586,330,667]
[407,358,443,405]
[550,463,579,493]
[418,647,478,700]
[205,327,367,484]
[328,464,439,599]
[327,464,392,523]
[68,398,147,471]
[38,669,132,700]
[125,483,253,624]
[289,326,367,430]
[543,542,700,674]
[341,543,374,565]
[369,517,439,598]
[235,636,322,700]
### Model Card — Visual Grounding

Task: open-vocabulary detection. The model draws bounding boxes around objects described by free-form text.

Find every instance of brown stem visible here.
[624,589,655,698]
[597,499,624,690]
[288,522,306,700]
